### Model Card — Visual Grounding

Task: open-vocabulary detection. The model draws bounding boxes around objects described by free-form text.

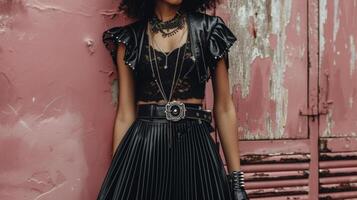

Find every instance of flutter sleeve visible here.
[102,26,137,70]
[207,16,237,74]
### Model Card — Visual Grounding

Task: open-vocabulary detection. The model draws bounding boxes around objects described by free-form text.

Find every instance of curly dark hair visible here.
[118,0,221,20]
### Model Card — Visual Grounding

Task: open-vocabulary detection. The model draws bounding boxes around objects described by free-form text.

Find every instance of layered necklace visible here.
[151,25,187,70]
[149,9,186,38]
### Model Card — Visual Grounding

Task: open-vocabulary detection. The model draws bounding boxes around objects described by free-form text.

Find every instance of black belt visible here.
[137,101,212,123]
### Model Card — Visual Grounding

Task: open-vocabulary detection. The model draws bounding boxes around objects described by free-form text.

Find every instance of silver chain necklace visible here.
[148,36,186,103]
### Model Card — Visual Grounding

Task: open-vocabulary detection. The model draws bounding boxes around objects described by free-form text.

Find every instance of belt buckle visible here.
[165,100,186,121]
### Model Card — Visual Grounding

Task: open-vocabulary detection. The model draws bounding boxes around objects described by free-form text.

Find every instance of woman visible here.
[97,0,248,199]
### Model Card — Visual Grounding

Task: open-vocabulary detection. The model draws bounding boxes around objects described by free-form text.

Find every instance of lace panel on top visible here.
[135,32,206,102]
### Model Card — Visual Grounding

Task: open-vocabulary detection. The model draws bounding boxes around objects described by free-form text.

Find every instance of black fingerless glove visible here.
[227,171,249,200]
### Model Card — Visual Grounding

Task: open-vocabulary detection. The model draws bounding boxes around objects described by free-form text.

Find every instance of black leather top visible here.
[102,11,237,102]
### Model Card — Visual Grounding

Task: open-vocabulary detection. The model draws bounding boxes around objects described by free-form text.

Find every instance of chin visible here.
[163,0,183,6]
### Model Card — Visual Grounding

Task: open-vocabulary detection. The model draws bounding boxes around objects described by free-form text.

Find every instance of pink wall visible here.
[0,1,127,199]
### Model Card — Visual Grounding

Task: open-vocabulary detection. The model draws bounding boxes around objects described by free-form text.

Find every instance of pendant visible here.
[164,56,168,69]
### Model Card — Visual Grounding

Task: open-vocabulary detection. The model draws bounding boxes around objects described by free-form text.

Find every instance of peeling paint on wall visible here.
[350,35,356,76]
[333,0,340,44]
[319,0,328,65]
[269,0,292,138]
[227,0,274,98]
[322,110,334,137]
[296,13,301,36]
[226,0,296,139]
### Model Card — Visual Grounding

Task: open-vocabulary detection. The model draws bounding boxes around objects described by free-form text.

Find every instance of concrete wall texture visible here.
[1,0,356,199]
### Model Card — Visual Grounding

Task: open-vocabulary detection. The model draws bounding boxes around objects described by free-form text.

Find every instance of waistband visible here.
[136,101,212,123]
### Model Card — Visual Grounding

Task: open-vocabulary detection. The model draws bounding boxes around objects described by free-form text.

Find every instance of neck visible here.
[154,1,181,22]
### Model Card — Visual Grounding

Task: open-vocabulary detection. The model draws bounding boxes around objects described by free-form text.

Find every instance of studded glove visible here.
[227,170,249,200]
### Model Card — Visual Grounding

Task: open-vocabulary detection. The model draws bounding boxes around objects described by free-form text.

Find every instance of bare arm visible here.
[112,43,137,156]
[211,56,241,173]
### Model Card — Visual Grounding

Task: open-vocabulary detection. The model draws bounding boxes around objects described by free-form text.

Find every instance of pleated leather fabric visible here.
[96,118,232,200]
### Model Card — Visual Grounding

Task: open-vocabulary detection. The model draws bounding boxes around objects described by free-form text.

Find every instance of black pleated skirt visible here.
[96,113,232,200]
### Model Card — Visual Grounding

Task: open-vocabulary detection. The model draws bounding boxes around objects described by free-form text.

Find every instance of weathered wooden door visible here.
[207,0,357,199]
[318,0,357,199]
[212,0,312,199]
